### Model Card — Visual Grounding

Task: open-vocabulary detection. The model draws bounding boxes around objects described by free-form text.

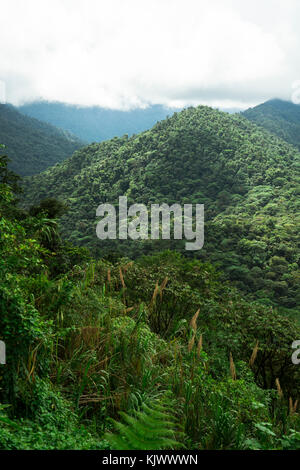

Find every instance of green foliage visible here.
[0,104,83,176]
[29,197,69,219]
[106,394,183,450]
[1,145,300,450]
[243,99,300,151]
[0,400,108,450]
[21,105,300,310]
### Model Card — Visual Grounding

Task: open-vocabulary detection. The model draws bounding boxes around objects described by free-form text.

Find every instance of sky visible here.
[1,0,300,110]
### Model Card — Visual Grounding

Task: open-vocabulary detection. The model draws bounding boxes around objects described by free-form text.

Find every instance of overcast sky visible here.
[1,0,300,110]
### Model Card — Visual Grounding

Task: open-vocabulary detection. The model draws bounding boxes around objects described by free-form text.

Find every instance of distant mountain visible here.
[243,99,300,150]
[18,101,178,143]
[0,104,84,176]
[22,106,300,310]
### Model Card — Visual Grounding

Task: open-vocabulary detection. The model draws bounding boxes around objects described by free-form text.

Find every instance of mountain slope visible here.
[243,99,300,150]
[18,101,177,143]
[21,106,300,309]
[0,104,84,176]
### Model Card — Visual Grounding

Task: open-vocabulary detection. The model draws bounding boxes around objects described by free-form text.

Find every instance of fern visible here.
[105,395,184,450]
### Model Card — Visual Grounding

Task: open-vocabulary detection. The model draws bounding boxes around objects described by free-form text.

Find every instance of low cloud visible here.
[1,0,300,109]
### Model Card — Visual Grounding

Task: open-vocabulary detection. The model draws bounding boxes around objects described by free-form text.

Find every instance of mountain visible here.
[2,150,300,450]
[243,99,300,150]
[18,101,178,143]
[0,104,84,176]
[21,105,300,310]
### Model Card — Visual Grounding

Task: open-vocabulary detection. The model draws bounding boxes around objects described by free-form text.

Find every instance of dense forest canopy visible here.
[21,105,300,312]
[1,149,300,450]
[2,0,300,454]
[0,104,83,176]
[243,99,300,151]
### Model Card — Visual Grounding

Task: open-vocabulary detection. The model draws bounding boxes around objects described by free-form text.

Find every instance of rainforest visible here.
[1,0,300,456]
[0,100,300,451]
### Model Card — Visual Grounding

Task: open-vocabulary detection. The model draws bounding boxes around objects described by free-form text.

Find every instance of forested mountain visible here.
[0,104,84,176]
[2,151,300,450]
[18,101,177,143]
[243,99,300,150]
[22,106,300,311]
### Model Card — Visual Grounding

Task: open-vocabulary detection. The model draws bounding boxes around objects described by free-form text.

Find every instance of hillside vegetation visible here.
[22,106,300,311]
[1,152,300,450]
[0,104,83,176]
[243,99,300,151]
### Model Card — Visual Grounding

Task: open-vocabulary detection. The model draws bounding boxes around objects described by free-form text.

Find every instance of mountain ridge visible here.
[21,105,300,310]
[243,98,300,150]
[0,103,84,176]
[17,101,178,143]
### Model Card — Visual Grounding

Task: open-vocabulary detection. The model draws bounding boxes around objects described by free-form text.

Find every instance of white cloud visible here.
[0,0,299,109]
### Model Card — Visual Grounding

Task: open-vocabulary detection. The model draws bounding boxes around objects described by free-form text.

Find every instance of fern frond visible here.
[105,395,184,450]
